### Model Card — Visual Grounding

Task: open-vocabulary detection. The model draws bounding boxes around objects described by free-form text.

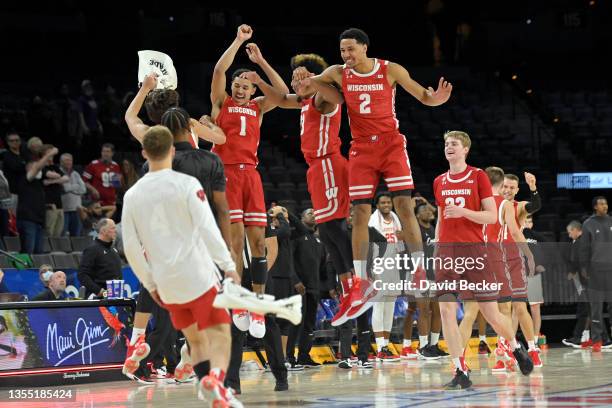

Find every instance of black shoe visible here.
[561,337,581,348]
[444,368,472,390]
[602,340,612,350]
[337,359,352,369]
[512,345,534,376]
[284,360,305,371]
[274,381,289,392]
[418,345,441,360]
[357,359,373,369]
[297,356,321,368]
[429,344,449,358]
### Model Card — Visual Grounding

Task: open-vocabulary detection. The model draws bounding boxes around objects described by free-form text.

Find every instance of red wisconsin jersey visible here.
[83,160,121,206]
[502,201,521,259]
[212,96,261,165]
[299,97,342,165]
[342,59,399,140]
[484,195,507,261]
[433,166,493,243]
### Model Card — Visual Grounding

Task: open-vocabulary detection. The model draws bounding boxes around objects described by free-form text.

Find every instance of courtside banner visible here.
[1,267,140,300]
[0,302,133,372]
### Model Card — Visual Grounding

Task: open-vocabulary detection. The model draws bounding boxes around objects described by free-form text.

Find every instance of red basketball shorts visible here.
[307,153,350,224]
[348,132,414,201]
[506,256,528,301]
[163,286,231,331]
[225,164,267,226]
[435,244,499,302]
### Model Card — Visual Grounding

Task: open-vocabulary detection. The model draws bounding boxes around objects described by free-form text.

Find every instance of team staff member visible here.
[78,218,122,298]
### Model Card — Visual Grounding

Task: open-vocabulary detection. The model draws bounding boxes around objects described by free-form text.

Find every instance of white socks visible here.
[130,328,146,345]
[376,337,385,352]
[479,335,487,342]
[353,260,367,279]
[419,335,428,349]
[581,330,590,342]
[527,340,536,351]
[431,332,440,346]
[403,339,412,348]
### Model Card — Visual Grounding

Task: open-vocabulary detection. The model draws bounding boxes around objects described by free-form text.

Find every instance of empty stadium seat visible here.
[31,254,53,268]
[52,254,78,270]
[70,237,93,252]
[3,236,21,253]
[49,237,72,253]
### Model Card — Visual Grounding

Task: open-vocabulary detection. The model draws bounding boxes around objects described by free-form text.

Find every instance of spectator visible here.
[32,271,66,301]
[100,85,123,140]
[2,132,26,201]
[17,146,58,253]
[26,137,43,161]
[41,145,69,237]
[80,201,115,237]
[52,84,84,154]
[83,143,121,207]
[0,269,9,294]
[78,218,122,298]
[38,264,54,288]
[0,170,12,237]
[79,80,103,159]
[120,159,140,195]
[60,153,87,236]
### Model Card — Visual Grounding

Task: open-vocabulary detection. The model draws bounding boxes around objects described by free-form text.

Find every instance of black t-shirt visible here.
[2,150,26,194]
[43,164,65,208]
[32,288,64,301]
[143,142,226,216]
[419,223,436,280]
[17,167,45,224]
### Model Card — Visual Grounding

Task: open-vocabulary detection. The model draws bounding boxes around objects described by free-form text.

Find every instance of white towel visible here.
[138,50,178,90]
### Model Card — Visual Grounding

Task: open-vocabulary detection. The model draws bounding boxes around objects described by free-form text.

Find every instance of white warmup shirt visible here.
[122,168,235,304]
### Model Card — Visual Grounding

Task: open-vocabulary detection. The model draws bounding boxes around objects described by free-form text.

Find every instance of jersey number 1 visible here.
[359,94,371,114]
[239,116,247,136]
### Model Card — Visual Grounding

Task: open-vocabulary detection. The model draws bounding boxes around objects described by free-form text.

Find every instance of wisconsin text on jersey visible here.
[441,189,472,196]
[346,84,385,92]
[227,106,257,116]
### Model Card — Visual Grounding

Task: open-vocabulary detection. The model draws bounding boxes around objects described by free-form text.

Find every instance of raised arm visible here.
[124,74,158,143]
[27,148,58,181]
[519,172,541,217]
[240,71,301,109]
[190,117,226,145]
[211,24,253,107]
[387,62,452,107]
[503,201,536,276]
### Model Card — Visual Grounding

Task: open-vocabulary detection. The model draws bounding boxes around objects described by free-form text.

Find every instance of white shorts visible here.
[527,274,544,305]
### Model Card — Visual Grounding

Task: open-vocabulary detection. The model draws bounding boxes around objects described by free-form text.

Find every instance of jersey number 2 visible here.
[359,94,371,114]
[239,116,247,136]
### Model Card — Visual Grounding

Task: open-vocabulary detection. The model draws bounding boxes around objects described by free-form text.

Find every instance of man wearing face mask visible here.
[33,271,67,301]
[78,218,122,298]
[38,264,54,288]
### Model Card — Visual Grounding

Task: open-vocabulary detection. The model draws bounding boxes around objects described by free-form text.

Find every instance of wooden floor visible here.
[3,347,612,407]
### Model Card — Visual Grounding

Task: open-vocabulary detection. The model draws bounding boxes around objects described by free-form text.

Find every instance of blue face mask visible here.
[42,271,53,281]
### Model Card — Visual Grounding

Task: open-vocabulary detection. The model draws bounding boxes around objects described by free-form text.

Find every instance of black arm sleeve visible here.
[524,190,542,214]
[288,212,308,239]
[78,247,101,295]
[273,214,291,240]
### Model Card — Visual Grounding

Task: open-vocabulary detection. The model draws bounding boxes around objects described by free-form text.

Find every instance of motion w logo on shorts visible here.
[325,187,338,200]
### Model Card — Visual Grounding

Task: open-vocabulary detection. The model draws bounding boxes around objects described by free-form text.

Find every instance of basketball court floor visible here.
[2,347,611,407]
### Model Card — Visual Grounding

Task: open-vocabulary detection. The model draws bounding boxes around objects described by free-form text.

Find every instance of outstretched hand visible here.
[142,73,158,91]
[426,77,453,105]
[239,71,262,85]
[245,43,265,65]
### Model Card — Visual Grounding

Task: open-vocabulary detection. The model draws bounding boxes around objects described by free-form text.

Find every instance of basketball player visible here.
[122,126,241,407]
[239,53,355,328]
[123,74,232,382]
[501,173,543,367]
[211,24,288,338]
[126,73,226,147]
[295,28,452,322]
[368,192,402,361]
[433,131,533,389]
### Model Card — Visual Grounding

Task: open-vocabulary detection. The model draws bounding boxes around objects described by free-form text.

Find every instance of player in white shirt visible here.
[122,126,241,407]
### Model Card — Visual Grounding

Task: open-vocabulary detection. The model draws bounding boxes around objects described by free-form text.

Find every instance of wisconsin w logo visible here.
[326,187,338,200]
